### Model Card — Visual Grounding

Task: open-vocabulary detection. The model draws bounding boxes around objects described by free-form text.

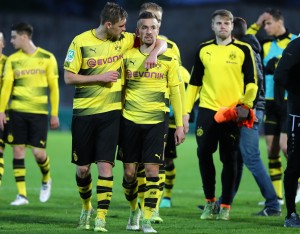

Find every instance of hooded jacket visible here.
[238,34,265,111]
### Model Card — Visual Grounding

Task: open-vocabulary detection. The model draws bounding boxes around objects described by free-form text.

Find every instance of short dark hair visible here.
[100,2,128,25]
[140,2,163,15]
[11,22,33,38]
[137,11,158,27]
[265,8,284,21]
[232,17,247,39]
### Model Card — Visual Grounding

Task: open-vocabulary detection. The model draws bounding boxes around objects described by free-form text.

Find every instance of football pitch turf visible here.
[0,131,298,233]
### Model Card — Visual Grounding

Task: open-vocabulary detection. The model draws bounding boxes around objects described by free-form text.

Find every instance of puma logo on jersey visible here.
[90,48,97,53]
[130,60,135,65]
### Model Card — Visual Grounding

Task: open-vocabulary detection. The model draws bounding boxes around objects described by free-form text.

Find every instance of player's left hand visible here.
[183,114,190,134]
[50,116,60,129]
[145,53,157,69]
[235,104,250,122]
[174,126,185,145]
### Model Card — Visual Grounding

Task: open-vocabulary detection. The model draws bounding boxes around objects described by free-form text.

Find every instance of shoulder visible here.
[120,32,135,41]
[36,47,55,59]
[7,50,23,60]
[232,40,252,54]
[198,39,215,52]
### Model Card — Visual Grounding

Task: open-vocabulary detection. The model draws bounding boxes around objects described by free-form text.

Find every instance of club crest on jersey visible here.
[66,50,75,62]
[229,51,237,60]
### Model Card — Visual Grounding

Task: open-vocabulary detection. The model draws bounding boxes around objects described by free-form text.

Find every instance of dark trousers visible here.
[284,114,300,216]
[195,107,239,205]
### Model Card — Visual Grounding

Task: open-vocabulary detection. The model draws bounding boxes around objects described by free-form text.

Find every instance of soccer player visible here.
[186,9,257,221]
[136,2,189,224]
[160,65,190,209]
[63,2,166,232]
[247,8,298,205]
[119,11,185,233]
[0,30,7,186]
[274,36,300,228]
[0,22,60,205]
[212,17,281,216]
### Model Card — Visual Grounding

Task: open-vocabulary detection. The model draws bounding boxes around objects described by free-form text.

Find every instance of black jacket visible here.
[274,37,300,115]
[238,34,265,111]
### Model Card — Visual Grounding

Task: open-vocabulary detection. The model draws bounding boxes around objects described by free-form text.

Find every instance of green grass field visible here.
[0,131,298,233]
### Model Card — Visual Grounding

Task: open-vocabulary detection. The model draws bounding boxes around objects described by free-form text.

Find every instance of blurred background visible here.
[1,0,299,129]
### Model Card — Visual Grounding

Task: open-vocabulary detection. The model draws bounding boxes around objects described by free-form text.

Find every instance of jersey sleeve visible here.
[0,57,14,112]
[63,36,83,74]
[246,23,260,35]
[47,54,59,116]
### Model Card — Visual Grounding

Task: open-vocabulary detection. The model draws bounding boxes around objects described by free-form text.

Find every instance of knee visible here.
[77,166,90,178]
[124,169,136,183]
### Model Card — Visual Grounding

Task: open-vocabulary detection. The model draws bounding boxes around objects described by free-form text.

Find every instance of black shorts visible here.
[118,117,165,165]
[165,128,177,159]
[71,110,121,166]
[7,111,48,148]
[264,100,287,135]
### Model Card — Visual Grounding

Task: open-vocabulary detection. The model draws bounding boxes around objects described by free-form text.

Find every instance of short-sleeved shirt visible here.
[122,48,181,124]
[64,30,135,116]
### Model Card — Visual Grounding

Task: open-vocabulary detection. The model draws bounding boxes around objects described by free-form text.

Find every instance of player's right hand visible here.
[100,71,119,83]
[0,112,7,131]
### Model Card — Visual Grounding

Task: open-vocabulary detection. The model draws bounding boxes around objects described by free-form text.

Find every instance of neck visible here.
[275,26,286,37]
[95,26,111,40]
[216,36,232,45]
[140,43,155,54]
[22,40,37,54]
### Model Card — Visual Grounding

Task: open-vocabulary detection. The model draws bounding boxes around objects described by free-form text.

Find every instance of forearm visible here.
[152,38,167,56]
[240,83,258,108]
[0,80,13,112]
[64,70,103,85]
[186,84,201,113]
[169,85,183,127]
[49,79,59,116]
[179,81,187,115]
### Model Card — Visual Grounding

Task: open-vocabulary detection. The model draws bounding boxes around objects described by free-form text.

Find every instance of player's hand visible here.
[235,105,250,122]
[183,114,190,134]
[0,112,7,131]
[99,71,119,83]
[256,12,272,26]
[50,116,60,129]
[174,126,185,145]
[145,53,157,70]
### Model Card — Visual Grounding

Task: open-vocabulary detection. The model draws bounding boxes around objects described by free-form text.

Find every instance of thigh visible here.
[164,128,176,159]
[219,122,240,160]
[118,117,143,164]
[7,111,28,145]
[143,121,165,164]
[27,114,48,148]
[195,107,218,155]
[95,111,121,164]
[71,111,120,166]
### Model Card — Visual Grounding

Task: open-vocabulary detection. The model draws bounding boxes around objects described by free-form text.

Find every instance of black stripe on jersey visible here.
[167,42,173,49]
[11,95,48,111]
[232,41,255,86]
[35,51,51,59]
[157,54,172,61]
